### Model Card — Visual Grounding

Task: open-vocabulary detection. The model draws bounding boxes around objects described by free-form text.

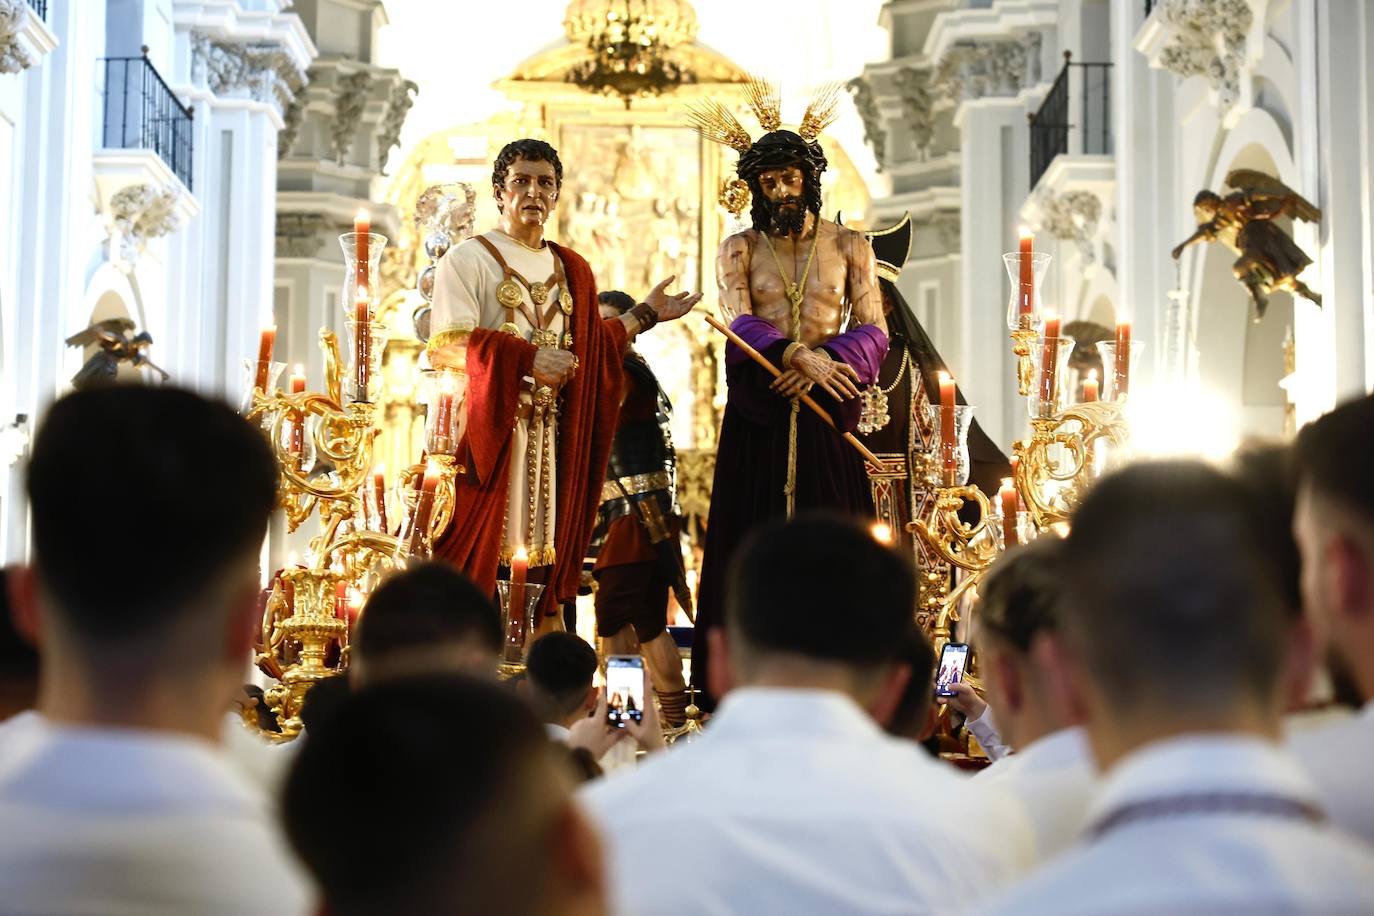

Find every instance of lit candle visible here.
[1039,311,1061,413]
[354,208,371,292]
[253,326,277,391]
[372,465,388,532]
[334,582,348,620]
[347,587,363,627]
[289,365,307,393]
[510,545,529,636]
[1114,320,1132,400]
[354,288,371,402]
[288,364,306,456]
[434,376,456,451]
[1000,478,1018,549]
[1017,227,1034,323]
[871,522,893,545]
[1083,369,1100,402]
[411,459,441,547]
[938,371,957,484]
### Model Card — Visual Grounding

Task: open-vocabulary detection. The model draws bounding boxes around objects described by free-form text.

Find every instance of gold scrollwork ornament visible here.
[496,279,522,309]
[560,290,574,315]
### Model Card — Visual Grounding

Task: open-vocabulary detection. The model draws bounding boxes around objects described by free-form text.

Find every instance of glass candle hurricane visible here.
[1028,335,1076,420]
[1095,341,1144,402]
[345,319,388,405]
[422,368,466,456]
[338,231,388,314]
[924,404,976,487]
[1003,251,1053,331]
[240,359,286,416]
[495,580,546,676]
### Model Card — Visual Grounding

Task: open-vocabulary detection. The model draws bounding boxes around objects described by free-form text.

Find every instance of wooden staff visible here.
[703,314,882,467]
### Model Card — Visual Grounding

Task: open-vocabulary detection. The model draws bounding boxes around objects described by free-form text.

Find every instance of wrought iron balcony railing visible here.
[1029,52,1112,190]
[26,0,47,19]
[101,48,194,191]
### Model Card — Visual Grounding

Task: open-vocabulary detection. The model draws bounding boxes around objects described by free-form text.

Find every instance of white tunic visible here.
[0,711,313,915]
[1288,700,1374,845]
[433,230,568,564]
[979,735,1374,915]
[975,725,1097,859]
[580,688,1036,915]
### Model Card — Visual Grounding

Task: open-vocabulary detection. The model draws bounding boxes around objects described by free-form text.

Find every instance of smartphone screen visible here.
[605,655,645,729]
[934,643,970,697]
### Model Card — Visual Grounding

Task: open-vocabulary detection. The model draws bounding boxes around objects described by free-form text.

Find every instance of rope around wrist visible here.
[629,302,659,333]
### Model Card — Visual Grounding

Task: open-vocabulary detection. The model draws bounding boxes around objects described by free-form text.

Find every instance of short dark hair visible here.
[598,290,635,314]
[725,513,916,667]
[977,537,1064,653]
[27,386,276,641]
[284,675,560,915]
[525,632,598,719]
[885,629,938,739]
[1295,393,1374,527]
[492,138,563,196]
[355,563,501,668]
[1231,441,1302,618]
[1059,460,1289,715]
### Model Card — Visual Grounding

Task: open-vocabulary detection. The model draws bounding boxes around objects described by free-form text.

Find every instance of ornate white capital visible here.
[275,212,331,259]
[331,70,372,163]
[0,0,56,74]
[108,182,183,267]
[1028,188,1103,263]
[377,79,418,174]
[892,66,935,159]
[190,30,308,118]
[846,75,887,172]
[1139,0,1258,117]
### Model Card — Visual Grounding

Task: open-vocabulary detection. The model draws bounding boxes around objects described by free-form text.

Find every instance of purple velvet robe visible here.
[690,315,888,707]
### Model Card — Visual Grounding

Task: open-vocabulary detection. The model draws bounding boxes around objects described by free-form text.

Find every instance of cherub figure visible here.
[1171,169,1322,321]
[65,318,169,390]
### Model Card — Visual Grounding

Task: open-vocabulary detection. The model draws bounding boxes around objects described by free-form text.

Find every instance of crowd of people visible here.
[2,382,1374,914]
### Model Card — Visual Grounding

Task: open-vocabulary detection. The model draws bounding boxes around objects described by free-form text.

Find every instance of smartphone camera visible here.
[605,655,645,729]
[935,643,970,698]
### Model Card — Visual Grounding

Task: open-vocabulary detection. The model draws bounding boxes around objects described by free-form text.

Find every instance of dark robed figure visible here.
[690,96,889,705]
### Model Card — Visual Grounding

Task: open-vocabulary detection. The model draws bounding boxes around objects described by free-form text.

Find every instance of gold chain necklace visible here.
[761,223,821,341]
[495,227,548,253]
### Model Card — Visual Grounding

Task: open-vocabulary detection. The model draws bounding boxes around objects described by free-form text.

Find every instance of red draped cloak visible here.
[433,242,626,608]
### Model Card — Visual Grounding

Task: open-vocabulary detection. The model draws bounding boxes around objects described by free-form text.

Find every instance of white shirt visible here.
[0,712,313,915]
[967,706,1013,761]
[975,726,1096,858]
[580,688,1035,916]
[1288,700,1374,844]
[979,734,1374,915]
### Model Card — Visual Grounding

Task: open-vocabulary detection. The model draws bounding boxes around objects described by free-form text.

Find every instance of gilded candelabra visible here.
[244,226,460,740]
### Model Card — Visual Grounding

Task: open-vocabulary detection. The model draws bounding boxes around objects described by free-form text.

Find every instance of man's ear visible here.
[7,565,42,649]
[1031,632,1088,726]
[550,801,605,899]
[706,627,734,700]
[225,578,263,663]
[867,663,913,729]
[1280,616,1318,712]
[1331,534,1374,622]
[985,646,1023,717]
[581,685,598,716]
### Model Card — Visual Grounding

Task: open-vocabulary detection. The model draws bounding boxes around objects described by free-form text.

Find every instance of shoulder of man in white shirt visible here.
[1286,701,1374,844]
[0,713,314,916]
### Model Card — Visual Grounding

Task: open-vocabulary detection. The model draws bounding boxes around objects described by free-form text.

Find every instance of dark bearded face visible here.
[758,165,808,235]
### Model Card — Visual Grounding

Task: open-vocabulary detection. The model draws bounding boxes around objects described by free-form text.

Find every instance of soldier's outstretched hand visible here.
[646,275,704,323]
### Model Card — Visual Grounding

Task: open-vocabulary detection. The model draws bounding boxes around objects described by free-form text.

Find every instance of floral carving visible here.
[331,71,372,164]
[0,0,32,73]
[846,76,887,171]
[1156,0,1255,111]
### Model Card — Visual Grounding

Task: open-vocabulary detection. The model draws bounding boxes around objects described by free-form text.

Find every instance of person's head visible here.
[284,675,605,916]
[10,387,275,731]
[1193,189,1222,221]
[0,567,40,719]
[711,513,916,723]
[597,290,635,321]
[521,632,598,728]
[737,130,826,236]
[1056,460,1294,768]
[492,138,563,232]
[351,563,501,687]
[884,629,938,743]
[973,537,1076,749]
[1294,393,1374,704]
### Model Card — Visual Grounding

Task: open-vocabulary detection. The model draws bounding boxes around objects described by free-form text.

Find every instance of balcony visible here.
[101,49,194,191]
[26,0,47,19]
[1029,52,1113,191]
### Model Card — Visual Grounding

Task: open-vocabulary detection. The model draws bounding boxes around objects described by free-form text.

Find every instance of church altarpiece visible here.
[369,38,873,579]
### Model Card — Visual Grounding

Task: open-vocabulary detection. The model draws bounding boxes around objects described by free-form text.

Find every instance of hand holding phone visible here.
[934,643,970,698]
[605,655,646,729]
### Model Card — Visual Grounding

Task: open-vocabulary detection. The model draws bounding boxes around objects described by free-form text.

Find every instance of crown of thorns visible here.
[687,75,841,159]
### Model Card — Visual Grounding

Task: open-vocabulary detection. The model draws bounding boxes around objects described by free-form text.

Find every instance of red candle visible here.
[354,290,371,401]
[347,587,363,627]
[1010,455,1026,511]
[1083,369,1099,402]
[412,460,440,545]
[999,478,1018,549]
[372,465,388,532]
[510,545,529,633]
[354,209,370,292]
[434,380,455,449]
[334,582,348,620]
[253,326,277,391]
[938,371,957,485]
[1114,320,1132,400]
[1017,226,1034,323]
[1039,311,1061,413]
[282,575,294,614]
[288,364,306,455]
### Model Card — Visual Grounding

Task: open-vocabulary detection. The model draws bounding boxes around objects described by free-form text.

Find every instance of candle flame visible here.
[513,546,529,563]
[438,372,460,394]
[355,208,369,223]
[373,463,385,476]
[1018,225,1033,240]
[286,551,299,567]
[1087,369,1098,382]
[293,363,305,376]
[1001,477,1014,491]
[357,286,370,301]
[870,522,893,545]
[938,370,951,384]
[348,587,364,608]
[424,458,440,477]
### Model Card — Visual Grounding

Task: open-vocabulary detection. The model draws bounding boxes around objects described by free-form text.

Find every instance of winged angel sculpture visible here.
[1171,169,1322,321]
[64,318,169,390]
